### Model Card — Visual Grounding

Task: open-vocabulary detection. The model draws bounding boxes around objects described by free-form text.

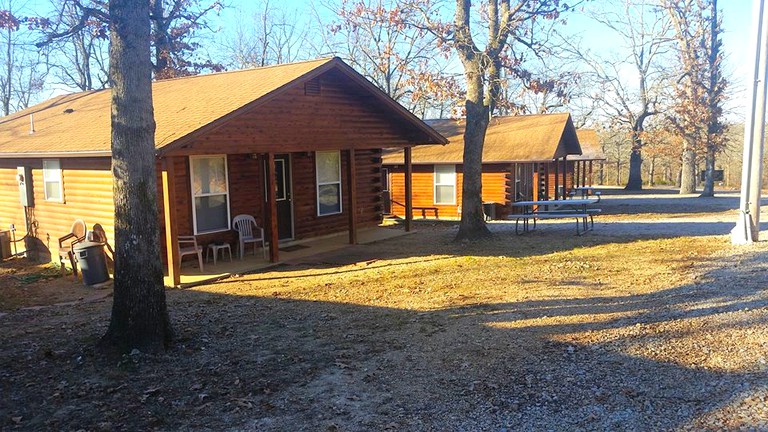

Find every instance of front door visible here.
[273,154,293,240]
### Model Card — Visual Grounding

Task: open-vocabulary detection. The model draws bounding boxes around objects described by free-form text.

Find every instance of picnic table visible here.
[510,198,600,235]
[569,186,602,202]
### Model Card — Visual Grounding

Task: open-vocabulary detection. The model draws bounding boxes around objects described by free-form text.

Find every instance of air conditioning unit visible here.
[0,230,11,260]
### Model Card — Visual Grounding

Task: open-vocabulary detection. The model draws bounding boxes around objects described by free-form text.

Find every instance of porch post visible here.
[575,160,581,187]
[553,159,559,200]
[161,157,180,286]
[404,146,413,232]
[266,152,279,262]
[588,160,594,186]
[562,155,568,199]
[347,149,358,244]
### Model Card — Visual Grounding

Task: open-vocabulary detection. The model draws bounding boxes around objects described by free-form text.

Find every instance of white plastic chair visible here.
[232,214,267,260]
[178,235,204,272]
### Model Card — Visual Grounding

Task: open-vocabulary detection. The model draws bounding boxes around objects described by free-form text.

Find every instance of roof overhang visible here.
[0,150,112,159]
[383,159,559,165]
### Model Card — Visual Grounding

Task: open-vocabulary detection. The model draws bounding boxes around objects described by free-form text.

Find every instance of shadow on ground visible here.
[2,245,767,431]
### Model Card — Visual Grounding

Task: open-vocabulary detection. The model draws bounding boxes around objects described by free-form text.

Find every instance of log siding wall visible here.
[386,163,509,219]
[157,150,383,262]
[0,158,114,260]
[2,150,384,264]
[386,161,579,220]
[165,70,427,156]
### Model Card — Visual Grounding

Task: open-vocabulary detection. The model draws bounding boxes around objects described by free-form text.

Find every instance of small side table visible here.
[206,242,232,265]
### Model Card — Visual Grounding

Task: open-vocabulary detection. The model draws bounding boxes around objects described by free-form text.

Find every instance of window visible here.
[316,151,342,216]
[190,155,230,234]
[434,165,456,205]
[43,159,63,202]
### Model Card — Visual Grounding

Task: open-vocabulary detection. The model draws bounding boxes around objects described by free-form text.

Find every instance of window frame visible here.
[433,164,456,205]
[381,168,390,192]
[189,155,231,235]
[315,150,343,216]
[42,159,64,202]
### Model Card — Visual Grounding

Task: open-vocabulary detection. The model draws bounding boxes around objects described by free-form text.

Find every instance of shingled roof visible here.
[572,129,606,161]
[382,113,582,164]
[0,57,446,158]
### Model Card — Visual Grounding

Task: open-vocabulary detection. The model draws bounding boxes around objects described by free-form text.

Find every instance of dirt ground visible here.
[2,187,768,431]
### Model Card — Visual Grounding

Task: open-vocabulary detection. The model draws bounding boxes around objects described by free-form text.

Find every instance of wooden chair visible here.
[178,235,204,272]
[91,223,115,266]
[58,219,87,280]
[232,214,267,260]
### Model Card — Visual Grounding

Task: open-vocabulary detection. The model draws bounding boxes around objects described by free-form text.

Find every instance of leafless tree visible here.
[321,0,462,119]
[222,0,313,69]
[0,1,47,115]
[42,0,109,91]
[564,0,674,191]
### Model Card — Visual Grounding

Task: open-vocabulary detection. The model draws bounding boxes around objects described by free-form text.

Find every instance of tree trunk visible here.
[455,63,491,241]
[598,161,604,185]
[679,146,697,194]
[150,0,171,77]
[2,27,11,116]
[100,0,172,354]
[699,148,716,197]
[648,156,656,186]
[625,139,643,190]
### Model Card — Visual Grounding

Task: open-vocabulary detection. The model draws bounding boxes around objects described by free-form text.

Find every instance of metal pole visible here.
[733,0,768,244]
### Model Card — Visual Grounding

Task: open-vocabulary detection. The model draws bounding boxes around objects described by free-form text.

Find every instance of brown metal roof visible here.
[382,113,582,165]
[0,57,445,158]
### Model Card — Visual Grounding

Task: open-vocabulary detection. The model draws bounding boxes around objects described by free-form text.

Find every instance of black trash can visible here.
[483,202,497,221]
[74,240,110,285]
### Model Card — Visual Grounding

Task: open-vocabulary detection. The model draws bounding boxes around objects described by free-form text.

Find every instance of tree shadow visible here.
[2,246,767,431]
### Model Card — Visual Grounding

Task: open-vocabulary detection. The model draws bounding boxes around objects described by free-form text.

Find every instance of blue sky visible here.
[9,0,760,121]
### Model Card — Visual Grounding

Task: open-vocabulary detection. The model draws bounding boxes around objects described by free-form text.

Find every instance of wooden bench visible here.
[413,206,439,219]
[511,211,597,235]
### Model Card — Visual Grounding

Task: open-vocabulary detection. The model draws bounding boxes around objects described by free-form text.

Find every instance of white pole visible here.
[732,0,768,244]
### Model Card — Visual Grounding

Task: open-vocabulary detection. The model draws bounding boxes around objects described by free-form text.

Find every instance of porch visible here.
[164,226,412,288]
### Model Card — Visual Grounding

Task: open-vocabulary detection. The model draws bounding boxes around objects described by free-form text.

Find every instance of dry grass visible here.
[202,233,714,312]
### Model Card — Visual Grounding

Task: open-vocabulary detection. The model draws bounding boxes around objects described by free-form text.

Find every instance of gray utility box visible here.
[74,240,110,285]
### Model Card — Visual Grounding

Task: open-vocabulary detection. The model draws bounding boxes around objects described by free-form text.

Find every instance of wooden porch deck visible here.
[165,227,412,288]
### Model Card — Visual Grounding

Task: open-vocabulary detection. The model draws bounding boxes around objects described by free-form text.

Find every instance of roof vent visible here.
[304,78,321,96]
[63,108,74,114]
[29,114,34,134]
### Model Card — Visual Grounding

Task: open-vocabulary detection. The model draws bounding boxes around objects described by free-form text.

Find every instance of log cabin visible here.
[382,113,604,220]
[0,57,446,285]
